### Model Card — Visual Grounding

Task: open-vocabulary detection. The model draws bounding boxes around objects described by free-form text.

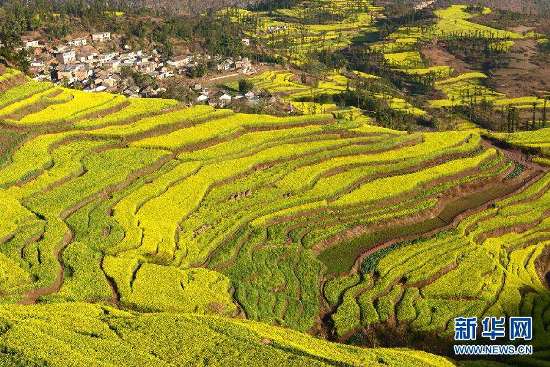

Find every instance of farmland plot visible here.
[0,69,548,365]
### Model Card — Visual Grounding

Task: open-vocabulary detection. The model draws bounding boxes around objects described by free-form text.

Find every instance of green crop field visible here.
[1,0,550,362]
[391,5,523,42]
[0,64,548,365]
[244,70,426,118]
[223,0,382,65]
[0,302,455,367]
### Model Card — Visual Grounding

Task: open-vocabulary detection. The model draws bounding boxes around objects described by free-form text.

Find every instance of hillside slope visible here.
[0,68,549,365]
[0,302,455,367]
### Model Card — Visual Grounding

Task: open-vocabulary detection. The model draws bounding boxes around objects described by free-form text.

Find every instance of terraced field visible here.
[370,4,546,116]
[232,4,546,126]
[492,128,550,165]
[429,72,548,109]
[224,0,382,64]
[242,70,425,118]
[391,5,523,43]
[0,68,549,365]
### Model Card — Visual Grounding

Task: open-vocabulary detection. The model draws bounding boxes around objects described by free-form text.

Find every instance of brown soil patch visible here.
[2,89,64,121]
[421,44,472,74]
[535,245,550,289]
[73,100,131,123]
[18,229,74,305]
[0,130,25,163]
[489,39,550,97]
[0,74,27,93]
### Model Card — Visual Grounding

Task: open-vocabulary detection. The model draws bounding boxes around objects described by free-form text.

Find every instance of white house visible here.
[24,40,40,48]
[30,61,44,68]
[235,57,252,73]
[217,59,234,71]
[197,94,209,103]
[159,71,173,79]
[219,93,232,106]
[167,55,192,68]
[68,38,87,47]
[99,52,118,63]
[29,61,45,75]
[92,32,111,42]
[55,50,76,64]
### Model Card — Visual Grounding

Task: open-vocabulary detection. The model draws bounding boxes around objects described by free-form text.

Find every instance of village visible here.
[21,31,260,105]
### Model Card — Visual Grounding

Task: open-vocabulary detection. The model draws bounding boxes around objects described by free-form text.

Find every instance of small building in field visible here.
[23,39,40,49]
[219,93,232,106]
[197,94,209,103]
[92,32,111,42]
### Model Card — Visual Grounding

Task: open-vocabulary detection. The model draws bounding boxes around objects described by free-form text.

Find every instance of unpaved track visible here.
[18,230,73,305]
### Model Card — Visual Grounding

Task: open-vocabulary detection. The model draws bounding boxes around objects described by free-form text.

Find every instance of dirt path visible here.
[101,255,121,307]
[18,230,73,305]
[208,73,240,82]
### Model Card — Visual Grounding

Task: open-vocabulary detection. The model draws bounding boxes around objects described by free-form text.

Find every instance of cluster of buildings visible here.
[22,32,258,98]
